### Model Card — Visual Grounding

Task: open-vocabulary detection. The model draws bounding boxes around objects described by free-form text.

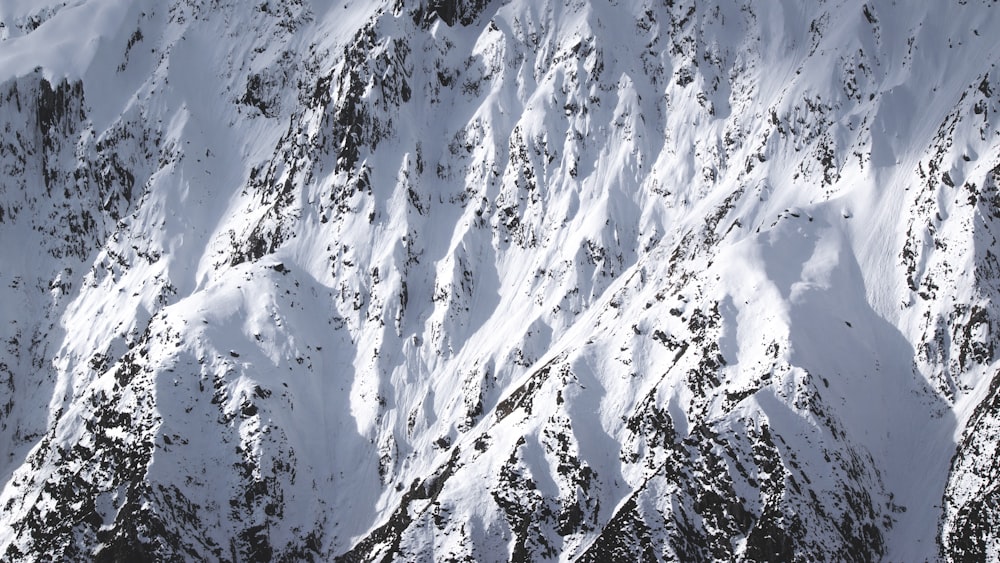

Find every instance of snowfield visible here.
[2,0,1000,561]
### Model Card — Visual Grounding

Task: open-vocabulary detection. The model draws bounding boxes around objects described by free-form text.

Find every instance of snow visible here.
[2,0,1000,560]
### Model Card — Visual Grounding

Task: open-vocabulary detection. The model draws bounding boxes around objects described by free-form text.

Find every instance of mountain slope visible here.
[1,0,1000,560]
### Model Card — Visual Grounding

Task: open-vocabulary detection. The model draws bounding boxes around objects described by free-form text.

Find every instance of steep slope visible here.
[1,0,1000,561]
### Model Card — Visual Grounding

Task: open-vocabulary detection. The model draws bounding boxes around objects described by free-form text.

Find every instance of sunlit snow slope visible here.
[2,0,1000,561]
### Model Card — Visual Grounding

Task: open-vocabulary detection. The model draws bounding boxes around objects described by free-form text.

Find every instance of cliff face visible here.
[1,1,1000,560]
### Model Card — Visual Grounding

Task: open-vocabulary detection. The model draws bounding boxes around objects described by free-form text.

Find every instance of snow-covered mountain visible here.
[2,0,1000,560]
